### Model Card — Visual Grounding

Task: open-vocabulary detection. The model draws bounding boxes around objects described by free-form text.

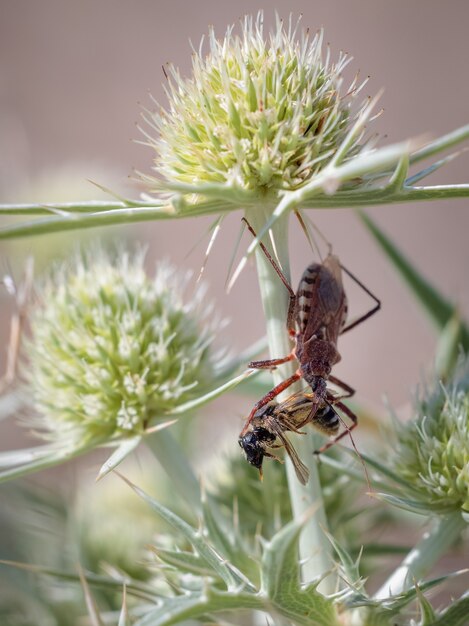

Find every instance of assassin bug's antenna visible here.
[318,396,372,493]
[294,210,332,262]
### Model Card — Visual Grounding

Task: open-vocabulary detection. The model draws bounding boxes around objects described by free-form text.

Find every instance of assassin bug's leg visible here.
[314,397,372,490]
[340,264,381,334]
[313,399,358,454]
[248,351,296,370]
[240,372,302,435]
[328,374,355,400]
[242,217,297,335]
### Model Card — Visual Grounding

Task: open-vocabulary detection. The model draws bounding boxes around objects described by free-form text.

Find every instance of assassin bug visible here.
[238,217,381,474]
[239,390,340,484]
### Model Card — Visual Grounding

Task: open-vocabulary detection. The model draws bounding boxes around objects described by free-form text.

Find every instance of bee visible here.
[239,217,380,477]
[239,390,340,484]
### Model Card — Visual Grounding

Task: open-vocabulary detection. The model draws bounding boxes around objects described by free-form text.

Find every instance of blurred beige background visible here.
[0,0,469,452]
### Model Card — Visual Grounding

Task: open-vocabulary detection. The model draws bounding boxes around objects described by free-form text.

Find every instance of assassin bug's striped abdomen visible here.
[296,258,347,337]
[294,255,347,388]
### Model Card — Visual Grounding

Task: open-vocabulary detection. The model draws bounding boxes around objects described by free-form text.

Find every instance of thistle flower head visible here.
[140,13,368,201]
[394,357,469,514]
[26,249,223,448]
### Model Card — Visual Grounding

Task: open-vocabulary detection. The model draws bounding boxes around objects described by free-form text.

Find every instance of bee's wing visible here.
[275,391,319,431]
[276,388,309,407]
[276,430,309,485]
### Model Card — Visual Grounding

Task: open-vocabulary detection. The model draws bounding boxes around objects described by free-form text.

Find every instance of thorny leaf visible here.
[96,435,143,481]
[133,588,264,626]
[150,547,215,578]
[415,584,436,626]
[325,530,367,599]
[435,313,464,381]
[261,514,339,626]
[371,492,442,516]
[0,560,158,603]
[427,592,469,626]
[113,475,338,626]
[359,211,469,348]
[1,124,469,238]
[117,473,245,590]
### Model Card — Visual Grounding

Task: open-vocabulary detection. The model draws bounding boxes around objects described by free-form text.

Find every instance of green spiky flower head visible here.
[139,13,368,203]
[26,249,224,448]
[394,357,469,514]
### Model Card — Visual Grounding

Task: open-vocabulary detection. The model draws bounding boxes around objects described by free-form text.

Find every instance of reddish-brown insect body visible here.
[294,255,347,396]
[238,217,380,478]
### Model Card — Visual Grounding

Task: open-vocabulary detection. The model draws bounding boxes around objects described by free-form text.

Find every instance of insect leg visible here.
[339,264,381,334]
[294,210,332,260]
[263,450,283,461]
[327,374,355,399]
[242,217,297,335]
[242,218,295,297]
[314,398,372,491]
[313,399,357,453]
[240,372,302,435]
[249,351,296,370]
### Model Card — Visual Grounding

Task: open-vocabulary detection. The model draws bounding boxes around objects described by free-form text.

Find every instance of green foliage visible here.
[359,212,469,349]
[415,586,437,625]
[209,449,361,542]
[426,593,469,626]
[120,475,338,626]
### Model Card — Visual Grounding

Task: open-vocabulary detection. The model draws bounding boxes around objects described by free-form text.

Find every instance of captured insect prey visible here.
[239,391,340,485]
[239,216,381,482]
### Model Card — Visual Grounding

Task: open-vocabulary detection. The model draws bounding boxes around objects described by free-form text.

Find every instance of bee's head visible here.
[238,427,276,471]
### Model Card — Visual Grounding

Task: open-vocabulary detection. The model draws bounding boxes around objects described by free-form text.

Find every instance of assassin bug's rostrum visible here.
[238,217,381,482]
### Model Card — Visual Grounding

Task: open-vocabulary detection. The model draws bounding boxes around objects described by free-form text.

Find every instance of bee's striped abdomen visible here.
[313,404,340,435]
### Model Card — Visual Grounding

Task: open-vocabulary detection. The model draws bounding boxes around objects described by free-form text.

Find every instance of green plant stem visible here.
[374,512,465,599]
[1,185,469,241]
[145,429,201,513]
[246,207,334,595]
